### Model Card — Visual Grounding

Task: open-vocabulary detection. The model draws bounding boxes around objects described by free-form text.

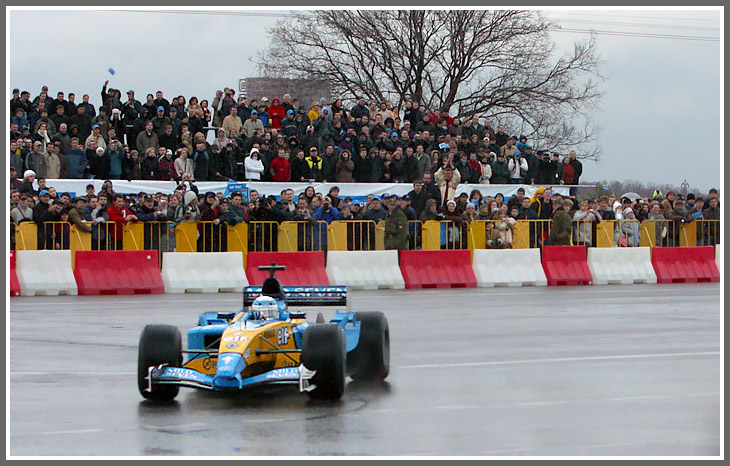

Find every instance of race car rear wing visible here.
[243,286,348,307]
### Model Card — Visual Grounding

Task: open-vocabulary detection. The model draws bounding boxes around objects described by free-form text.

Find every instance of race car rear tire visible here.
[301,324,346,400]
[137,324,183,401]
[348,311,390,382]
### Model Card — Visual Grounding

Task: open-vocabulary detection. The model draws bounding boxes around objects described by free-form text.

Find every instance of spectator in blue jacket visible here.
[313,197,340,224]
[65,137,87,179]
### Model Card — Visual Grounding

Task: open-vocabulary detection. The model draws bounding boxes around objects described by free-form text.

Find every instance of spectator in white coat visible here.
[244,148,265,180]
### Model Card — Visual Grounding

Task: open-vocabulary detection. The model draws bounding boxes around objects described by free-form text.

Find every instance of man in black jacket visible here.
[33,190,62,249]
[407,180,434,218]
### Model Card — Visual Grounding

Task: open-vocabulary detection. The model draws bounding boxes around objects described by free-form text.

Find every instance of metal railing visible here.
[10,219,720,254]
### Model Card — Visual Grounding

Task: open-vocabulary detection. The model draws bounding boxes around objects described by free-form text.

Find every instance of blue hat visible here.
[251,110,258,114]
[39,189,49,196]
[92,124,100,129]
[157,106,164,111]
[391,132,398,137]
[287,109,294,115]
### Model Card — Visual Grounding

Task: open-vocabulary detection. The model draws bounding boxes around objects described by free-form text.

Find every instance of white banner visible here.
[36,179,571,201]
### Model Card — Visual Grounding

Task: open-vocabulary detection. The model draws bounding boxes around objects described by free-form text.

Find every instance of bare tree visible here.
[256,10,603,160]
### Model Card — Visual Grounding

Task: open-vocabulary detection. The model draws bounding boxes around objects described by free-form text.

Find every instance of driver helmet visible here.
[251,295,278,320]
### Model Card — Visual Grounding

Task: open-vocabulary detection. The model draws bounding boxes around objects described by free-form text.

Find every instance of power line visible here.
[551,17,720,32]
[552,26,720,42]
[108,9,721,42]
[545,11,721,22]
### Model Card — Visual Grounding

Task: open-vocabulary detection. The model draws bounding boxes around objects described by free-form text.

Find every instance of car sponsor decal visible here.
[222,335,249,342]
[202,357,215,371]
[277,328,290,346]
[265,367,300,380]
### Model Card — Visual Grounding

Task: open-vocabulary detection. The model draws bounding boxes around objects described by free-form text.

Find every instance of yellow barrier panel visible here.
[327,221,377,251]
[680,222,695,247]
[375,220,385,250]
[407,221,423,250]
[37,221,71,250]
[248,221,279,252]
[595,221,615,248]
[123,222,144,251]
[420,220,441,250]
[639,220,656,248]
[512,220,551,249]
[15,222,38,250]
[226,222,248,268]
[467,220,488,250]
[279,221,328,252]
[174,222,199,252]
[695,219,720,246]
[421,220,468,250]
[69,225,91,252]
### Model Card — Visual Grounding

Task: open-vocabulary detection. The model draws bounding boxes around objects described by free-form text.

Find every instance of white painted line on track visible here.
[397,351,720,370]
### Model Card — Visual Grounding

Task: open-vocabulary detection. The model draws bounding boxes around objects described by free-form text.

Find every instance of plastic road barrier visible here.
[587,247,657,285]
[651,246,720,283]
[161,252,248,293]
[245,251,330,286]
[74,250,164,295]
[716,243,721,274]
[326,250,405,290]
[10,250,21,297]
[399,249,477,289]
[541,246,593,286]
[16,250,78,296]
[473,249,547,287]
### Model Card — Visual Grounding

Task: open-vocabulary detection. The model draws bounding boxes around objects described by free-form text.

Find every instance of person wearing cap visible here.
[242,109,263,138]
[665,198,694,247]
[85,122,107,151]
[17,170,38,197]
[618,206,641,247]
[303,146,325,182]
[150,106,171,137]
[25,141,48,179]
[33,188,62,249]
[383,196,409,250]
[280,109,298,138]
[67,196,93,234]
[545,199,573,246]
[11,192,34,224]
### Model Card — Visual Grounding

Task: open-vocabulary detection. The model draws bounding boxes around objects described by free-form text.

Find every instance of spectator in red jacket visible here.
[270,148,291,182]
[267,98,286,130]
[105,193,137,248]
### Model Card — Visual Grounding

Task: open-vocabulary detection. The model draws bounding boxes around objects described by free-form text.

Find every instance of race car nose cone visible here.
[213,353,246,390]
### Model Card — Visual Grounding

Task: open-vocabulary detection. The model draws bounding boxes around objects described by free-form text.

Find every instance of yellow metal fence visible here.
[11,219,720,256]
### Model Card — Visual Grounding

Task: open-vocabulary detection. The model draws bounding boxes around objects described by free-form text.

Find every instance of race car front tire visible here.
[301,324,346,400]
[137,324,183,401]
[348,311,390,382]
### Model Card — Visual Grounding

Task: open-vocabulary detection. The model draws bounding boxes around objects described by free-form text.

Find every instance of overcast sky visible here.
[7,8,722,192]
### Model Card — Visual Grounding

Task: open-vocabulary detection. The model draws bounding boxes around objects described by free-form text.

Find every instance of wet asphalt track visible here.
[9,283,721,457]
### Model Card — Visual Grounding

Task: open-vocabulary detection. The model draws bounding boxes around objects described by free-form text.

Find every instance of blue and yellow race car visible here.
[137,264,390,401]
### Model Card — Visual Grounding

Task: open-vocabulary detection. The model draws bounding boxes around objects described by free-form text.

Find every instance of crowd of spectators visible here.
[9,167,721,251]
[9,83,585,189]
[9,84,720,251]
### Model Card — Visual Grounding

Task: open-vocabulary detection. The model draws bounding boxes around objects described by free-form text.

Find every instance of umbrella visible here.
[620,192,641,201]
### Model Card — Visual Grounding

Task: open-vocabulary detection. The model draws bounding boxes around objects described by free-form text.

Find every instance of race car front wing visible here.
[145,364,315,392]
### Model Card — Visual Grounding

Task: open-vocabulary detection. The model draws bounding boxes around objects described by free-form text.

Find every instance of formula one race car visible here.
[137,264,390,401]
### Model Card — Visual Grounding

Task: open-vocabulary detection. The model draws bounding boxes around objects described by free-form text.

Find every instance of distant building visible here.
[241,77,332,110]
